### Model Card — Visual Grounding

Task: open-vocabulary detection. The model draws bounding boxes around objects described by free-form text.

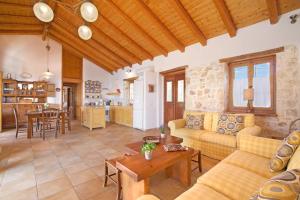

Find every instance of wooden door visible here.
[164,72,185,124]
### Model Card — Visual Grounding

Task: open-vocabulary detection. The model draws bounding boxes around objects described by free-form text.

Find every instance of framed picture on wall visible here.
[148,84,154,93]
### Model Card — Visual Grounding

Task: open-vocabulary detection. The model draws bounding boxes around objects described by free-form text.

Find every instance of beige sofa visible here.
[137,131,300,200]
[168,111,261,160]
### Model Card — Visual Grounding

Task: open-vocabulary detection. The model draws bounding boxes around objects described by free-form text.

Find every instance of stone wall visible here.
[185,45,300,137]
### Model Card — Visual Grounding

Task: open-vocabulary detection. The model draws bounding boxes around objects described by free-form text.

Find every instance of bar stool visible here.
[103,157,122,200]
[192,150,202,172]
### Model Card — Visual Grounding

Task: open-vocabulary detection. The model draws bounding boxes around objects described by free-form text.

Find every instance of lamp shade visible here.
[78,25,92,40]
[243,88,254,101]
[80,2,99,22]
[33,2,54,23]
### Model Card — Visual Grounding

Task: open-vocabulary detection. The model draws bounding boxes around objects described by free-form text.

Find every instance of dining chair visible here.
[39,108,60,140]
[13,107,28,138]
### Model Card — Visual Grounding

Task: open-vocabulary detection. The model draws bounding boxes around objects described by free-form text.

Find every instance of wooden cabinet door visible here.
[164,72,185,125]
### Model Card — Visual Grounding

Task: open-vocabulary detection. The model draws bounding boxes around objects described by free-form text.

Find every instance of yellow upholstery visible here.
[238,130,281,158]
[200,132,237,148]
[287,146,300,170]
[168,119,186,131]
[197,163,267,200]
[172,128,208,140]
[183,111,213,131]
[175,183,231,200]
[137,195,160,200]
[223,150,280,178]
[201,141,236,160]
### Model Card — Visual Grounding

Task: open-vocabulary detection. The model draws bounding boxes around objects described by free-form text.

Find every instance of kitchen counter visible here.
[110,106,133,127]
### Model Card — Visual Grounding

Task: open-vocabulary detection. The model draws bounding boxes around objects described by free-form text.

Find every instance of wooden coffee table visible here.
[116,136,194,200]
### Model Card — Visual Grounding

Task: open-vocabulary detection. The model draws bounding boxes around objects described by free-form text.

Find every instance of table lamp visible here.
[244,86,254,113]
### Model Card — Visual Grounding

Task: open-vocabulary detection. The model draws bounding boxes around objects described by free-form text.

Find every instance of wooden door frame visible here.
[161,66,187,125]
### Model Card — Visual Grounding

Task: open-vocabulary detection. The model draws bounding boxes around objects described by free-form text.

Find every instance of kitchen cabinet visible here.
[110,106,133,127]
[81,106,106,130]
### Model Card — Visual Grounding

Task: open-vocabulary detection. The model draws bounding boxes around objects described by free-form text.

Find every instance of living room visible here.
[0,0,300,200]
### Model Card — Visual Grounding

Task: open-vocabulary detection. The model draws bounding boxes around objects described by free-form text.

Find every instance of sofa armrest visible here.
[168,119,186,134]
[137,195,160,200]
[237,126,282,158]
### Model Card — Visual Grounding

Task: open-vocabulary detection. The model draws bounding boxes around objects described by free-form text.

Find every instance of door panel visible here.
[164,71,185,125]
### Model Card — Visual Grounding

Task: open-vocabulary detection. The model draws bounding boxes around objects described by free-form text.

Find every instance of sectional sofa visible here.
[168,111,261,160]
[137,130,300,200]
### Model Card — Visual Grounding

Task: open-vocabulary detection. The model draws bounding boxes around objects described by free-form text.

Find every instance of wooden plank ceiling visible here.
[0,0,299,72]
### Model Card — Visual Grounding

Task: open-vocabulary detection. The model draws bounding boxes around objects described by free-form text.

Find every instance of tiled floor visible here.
[0,121,218,200]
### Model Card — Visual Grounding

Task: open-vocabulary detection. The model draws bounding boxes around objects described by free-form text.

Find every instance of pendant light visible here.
[41,41,54,80]
[33,1,54,23]
[78,25,92,40]
[80,1,99,22]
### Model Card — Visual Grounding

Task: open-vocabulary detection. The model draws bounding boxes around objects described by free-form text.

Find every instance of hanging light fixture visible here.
[33,1,54,23]
[80,1,99,22]
[78,25,92,40]
[41,41,54,80]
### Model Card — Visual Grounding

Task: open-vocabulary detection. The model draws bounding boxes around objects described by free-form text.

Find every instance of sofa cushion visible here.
[175,183,231,200]
[197,163,267,200]
[184,111,213,131]
[270,131,300,172]
[200,132,237,148]
[217,114,244,136]
[172,128,209,140]
[185,114,204,130]
[212,113,255,132]
[223,150,280,178]
[251,169,300,200]
[287,146,300,170]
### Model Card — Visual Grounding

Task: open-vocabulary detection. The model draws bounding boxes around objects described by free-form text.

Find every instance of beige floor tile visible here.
[66,169,98,186]
[0,176,36,197]
[74,178,106,200]
[63,162,89,174]
[42,188,79,200]
[36,168,66,185]
[90,164,105,177]
[0,187,38,200]
[37,177,72,199]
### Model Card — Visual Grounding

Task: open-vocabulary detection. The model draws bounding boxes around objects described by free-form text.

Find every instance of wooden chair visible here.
[13,107,28,138]
[104,157,122,200]
[39,108,60,140]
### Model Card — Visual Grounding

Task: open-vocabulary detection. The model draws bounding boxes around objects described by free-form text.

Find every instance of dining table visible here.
[26,110,68,139]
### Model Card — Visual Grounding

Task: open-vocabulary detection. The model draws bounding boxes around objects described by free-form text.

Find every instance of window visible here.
[228,56,276,115]
[166,81,173,102]
[177,80,184,102]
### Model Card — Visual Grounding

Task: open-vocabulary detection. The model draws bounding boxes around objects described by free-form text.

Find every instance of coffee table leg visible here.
[165,157,191,187]
[121,173,150,200]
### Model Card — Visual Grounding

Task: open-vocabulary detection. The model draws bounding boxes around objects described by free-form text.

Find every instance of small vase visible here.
[144,151,153,160]
[160,133,166,138]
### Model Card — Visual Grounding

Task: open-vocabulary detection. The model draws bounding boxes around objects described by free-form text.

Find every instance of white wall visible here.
[112,9,300,127]
[0,35,62,104]
[82,58,114,104]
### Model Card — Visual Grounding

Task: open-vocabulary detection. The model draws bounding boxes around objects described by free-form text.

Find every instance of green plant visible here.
[141,143,156,153]
[159,125,165,134]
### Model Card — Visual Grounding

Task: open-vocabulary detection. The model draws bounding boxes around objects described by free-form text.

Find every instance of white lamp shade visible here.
[33,2,54,23]
[41,71,54,80]
[78,25,92,40]
[80,2,99,22]
[243,88,254,101]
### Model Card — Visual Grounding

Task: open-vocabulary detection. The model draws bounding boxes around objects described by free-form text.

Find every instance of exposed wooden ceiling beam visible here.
[0,24,43,31]
[50,23,118,71]
[0,15,40,24]
[98,0,168,56]
[168,0,207,46]
[0,30,41,35]
[266,0,279,24]
[53,16,128,67]
[56,4,141,66]
[49,31,114,73]
[134,0,185,52]
[212,0,236,37]
[101,16,154,60]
